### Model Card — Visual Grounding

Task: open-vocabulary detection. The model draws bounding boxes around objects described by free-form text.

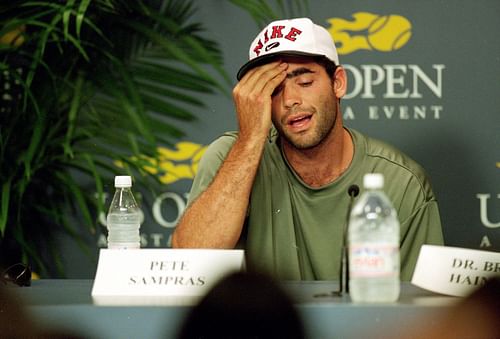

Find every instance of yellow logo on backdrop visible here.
[327,12,412,54]
[153,142,207,184]
[122,142,207,184]
[0,25,26,47]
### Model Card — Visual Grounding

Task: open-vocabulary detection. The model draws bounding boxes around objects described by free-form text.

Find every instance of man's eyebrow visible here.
[286,67,315,79]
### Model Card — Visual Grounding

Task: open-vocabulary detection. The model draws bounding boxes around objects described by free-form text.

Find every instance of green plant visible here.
[229,0,309,26]
[0,0,308,277]
[0,0,232,276]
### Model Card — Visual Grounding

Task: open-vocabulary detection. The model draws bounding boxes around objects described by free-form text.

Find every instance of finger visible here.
[260,65,288,97]
[241,60,282,82]
[232,62,286,106]
[238,61,287,94]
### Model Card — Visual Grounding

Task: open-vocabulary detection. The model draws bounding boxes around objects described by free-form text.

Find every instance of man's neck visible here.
[282,125,353,188]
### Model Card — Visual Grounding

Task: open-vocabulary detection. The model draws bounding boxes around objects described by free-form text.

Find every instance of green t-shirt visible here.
[185,128,444,281]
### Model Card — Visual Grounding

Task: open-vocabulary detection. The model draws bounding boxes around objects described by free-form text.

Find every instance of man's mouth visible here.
[287,114,313,131]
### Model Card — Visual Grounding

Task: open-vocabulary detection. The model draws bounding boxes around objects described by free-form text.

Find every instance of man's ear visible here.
[333,66,347,98]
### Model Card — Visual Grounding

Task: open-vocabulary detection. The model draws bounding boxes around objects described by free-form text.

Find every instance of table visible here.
[7,280,459,339]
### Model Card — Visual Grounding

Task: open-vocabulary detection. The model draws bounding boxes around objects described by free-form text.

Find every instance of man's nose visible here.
[282,83,302,109]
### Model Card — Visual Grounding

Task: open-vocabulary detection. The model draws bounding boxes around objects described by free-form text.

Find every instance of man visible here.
[172,18,443,281]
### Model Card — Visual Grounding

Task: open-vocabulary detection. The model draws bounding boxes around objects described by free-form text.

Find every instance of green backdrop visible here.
[64,0,499,278]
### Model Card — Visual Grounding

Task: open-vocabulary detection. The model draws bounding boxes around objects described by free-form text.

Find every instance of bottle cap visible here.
[115,176,132,188]
[363,173,384,189]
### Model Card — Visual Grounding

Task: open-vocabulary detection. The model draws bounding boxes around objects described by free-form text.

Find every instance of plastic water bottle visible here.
[106,176,141,249]
[348,173,400,302]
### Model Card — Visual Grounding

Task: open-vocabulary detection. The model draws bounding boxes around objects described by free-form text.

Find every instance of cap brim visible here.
[236,51,328,80]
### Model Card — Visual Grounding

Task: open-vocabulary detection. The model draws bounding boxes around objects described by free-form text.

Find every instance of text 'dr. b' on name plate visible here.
[411,245,500,296]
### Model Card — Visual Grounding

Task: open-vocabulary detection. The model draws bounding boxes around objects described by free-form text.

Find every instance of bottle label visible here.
[350,243,399,278]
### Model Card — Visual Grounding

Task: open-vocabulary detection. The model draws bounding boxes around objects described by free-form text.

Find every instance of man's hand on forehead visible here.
[231,60,288,141]
[241,60,284,79]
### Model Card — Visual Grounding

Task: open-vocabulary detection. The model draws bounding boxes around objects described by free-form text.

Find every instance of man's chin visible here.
[284,134,321,150]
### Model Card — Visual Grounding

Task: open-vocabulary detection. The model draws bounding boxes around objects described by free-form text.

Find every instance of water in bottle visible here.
[348,173,400,302]
[106,175,141,249]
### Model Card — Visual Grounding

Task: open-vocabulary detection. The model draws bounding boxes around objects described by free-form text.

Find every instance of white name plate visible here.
[91,248,245,300]
[411,245,500,296]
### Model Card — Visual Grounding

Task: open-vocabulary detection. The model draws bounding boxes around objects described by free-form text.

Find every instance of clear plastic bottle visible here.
[106,176,141,249]
[348,173,400,302]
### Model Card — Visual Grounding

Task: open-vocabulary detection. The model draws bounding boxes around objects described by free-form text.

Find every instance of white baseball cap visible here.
[237,18,339,80]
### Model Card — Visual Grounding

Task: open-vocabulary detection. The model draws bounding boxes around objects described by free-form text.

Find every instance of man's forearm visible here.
[171,137,265,248]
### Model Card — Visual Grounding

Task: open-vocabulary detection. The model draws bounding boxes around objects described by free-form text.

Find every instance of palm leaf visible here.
[229,0,310,26]
[0,180,11,236]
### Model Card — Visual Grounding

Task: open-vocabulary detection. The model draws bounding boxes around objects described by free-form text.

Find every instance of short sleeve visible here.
[186,133,237,206]
[399,199,444,280]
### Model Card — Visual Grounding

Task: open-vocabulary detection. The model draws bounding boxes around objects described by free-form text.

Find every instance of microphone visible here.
[347,184,360,198]
[333,184,359,297]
